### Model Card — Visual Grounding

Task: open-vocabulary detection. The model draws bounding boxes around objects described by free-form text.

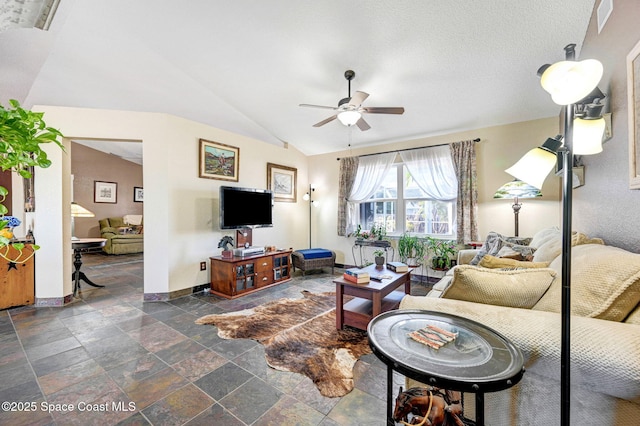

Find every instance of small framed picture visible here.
[134,186,143,202]
[267,163,297,202]
[94,181,117,203]
[199,139,240,181]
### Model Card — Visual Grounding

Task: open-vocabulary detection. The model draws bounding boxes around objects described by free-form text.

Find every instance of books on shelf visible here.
[387,262,408,272]
[343,273,370,284]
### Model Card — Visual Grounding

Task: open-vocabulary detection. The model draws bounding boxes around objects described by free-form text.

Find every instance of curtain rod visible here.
[336,138,480,161]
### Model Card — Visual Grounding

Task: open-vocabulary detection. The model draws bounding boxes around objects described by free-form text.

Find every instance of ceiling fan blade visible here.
[300,103,338,110]
[356,117,371,131]
[313,115,337,127]
[348,91,369,107]
[362,106,405,114]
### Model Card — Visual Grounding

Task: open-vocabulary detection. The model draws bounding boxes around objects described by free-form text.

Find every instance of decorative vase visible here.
[374,256,385,266]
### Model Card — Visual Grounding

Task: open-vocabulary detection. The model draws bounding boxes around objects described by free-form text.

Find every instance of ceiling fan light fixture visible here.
[337,110,361,126]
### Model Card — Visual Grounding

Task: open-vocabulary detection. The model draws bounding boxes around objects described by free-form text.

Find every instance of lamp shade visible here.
[540,59,603,105]
[505,147,558,190]
[337,110,361,126]
[494,179,542,199]
[71,202,95,217]
[573,116,605,155]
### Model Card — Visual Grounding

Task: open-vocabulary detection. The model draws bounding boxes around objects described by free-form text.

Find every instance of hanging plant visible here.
[0,99,64,262]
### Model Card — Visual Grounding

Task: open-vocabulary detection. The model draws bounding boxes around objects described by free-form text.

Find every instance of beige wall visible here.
[571,0,640,252]
[71,142,143,238]
[308,118,562,266]
[33,107,309,300]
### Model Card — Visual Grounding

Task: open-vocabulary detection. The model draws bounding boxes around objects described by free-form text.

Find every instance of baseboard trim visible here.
[35,293,74,307]
[144,283,209,301]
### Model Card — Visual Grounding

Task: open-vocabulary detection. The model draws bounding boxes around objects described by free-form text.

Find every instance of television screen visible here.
[220,186,273,229]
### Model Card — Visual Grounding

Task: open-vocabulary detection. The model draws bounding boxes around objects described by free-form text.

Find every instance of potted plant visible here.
[426,237,458,270]
[370,223,387,241]
[373,249,385,266]
[397,233,425,267]
[0,99,64,262]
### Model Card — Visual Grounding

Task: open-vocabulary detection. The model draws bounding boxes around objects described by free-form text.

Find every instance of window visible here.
[358,165,397,233]
[357,163,456,237]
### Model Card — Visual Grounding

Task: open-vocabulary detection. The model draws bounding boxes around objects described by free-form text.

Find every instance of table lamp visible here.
[493,179,542,237]
[71,202,94,240]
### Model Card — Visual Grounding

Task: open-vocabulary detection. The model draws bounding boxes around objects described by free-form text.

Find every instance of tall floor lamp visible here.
[493,179,542,237]
[505,44,605,426]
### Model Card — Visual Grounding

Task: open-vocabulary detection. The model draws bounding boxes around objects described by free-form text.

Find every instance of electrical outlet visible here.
[200,261,206,271]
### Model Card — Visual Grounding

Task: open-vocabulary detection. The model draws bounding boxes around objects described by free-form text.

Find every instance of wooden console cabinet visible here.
[0,245,35,310]
[209,250,292,299]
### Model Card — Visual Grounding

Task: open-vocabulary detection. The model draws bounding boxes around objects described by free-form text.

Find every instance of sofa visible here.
[400,227,640,425]
[98,216,144,254]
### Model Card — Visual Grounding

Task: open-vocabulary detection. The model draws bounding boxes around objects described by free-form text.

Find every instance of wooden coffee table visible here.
[334,264,411,330]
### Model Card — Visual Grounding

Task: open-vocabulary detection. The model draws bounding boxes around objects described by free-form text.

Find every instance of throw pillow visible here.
[529,226,561,249]
[469,232,505,265]
[533,244,640,321]
[470,233,533,265]
[478,255,549,269]
[498,242,536,259]
[531,232,604,263]
[442,265,556,309]
[624,304,640,325]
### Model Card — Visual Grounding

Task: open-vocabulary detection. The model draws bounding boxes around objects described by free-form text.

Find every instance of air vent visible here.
[597,0,613,34]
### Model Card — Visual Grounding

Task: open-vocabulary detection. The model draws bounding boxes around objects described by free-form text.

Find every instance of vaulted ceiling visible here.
[1,1,596,156]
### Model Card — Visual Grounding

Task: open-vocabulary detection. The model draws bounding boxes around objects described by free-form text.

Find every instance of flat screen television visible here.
[219,186,273,229]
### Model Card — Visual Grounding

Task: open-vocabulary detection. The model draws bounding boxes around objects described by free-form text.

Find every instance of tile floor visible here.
[0,253,432,425]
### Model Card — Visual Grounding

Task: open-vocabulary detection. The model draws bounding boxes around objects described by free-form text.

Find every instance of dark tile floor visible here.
[0,253,432,426]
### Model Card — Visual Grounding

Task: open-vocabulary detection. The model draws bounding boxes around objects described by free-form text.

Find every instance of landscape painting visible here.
[199,139,239,181]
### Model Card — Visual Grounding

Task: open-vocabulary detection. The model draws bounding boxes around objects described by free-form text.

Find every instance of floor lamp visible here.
[493,179,542,237]
[505,44,605,426]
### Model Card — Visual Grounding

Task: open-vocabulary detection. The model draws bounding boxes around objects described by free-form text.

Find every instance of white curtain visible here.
[400,145,458,200]
[345,152,396,235]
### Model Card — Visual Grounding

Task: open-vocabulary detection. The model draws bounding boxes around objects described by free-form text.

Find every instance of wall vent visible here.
[597,0,613,34]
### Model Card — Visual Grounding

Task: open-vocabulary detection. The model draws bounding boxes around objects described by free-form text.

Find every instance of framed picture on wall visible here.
[199,139,240,181]
[627,38,640,189]
[134,186,143,202]
[267,163,297,202]
[94,181,117,203]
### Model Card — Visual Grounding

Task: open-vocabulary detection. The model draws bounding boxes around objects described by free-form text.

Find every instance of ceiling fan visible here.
[300,70,405,131]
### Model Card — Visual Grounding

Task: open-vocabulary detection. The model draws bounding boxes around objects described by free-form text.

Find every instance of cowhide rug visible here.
[195,291,371,397]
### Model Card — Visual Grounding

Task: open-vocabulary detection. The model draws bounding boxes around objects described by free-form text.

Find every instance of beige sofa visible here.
[400,227,640,425]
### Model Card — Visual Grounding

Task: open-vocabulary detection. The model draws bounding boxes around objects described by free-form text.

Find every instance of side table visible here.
[368,309,525,426]
[72,238,107,296]
[352,239,395,268]
[334,264,411,331]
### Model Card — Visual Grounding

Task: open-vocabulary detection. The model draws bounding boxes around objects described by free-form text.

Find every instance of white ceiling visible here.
[1,1,596,157]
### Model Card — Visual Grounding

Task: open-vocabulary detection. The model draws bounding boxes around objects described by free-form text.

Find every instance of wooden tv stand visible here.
[209,249,292,299]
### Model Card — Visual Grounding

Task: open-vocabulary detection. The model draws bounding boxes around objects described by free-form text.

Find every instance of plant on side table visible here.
[373,249,385,266]
[426,237,458,270]
[397,233,426,267]
[0,99,64,262]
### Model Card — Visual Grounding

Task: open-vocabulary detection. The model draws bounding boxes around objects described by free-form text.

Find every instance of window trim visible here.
[356,161,456,238]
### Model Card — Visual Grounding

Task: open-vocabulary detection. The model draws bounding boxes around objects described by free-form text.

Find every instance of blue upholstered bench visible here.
[291,249,336,276]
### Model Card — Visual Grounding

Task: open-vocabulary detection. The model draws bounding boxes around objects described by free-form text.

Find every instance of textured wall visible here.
[573,0,640,252]
[71,142,143,238]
